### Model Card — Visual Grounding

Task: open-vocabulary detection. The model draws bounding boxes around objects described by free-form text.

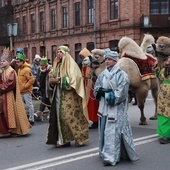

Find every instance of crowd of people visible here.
[0,44,170,166]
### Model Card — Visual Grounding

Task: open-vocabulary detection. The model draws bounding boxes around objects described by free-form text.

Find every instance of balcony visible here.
[141,14,170,28]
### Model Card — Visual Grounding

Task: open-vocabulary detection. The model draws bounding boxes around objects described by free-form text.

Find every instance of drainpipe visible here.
[93,0,96,48]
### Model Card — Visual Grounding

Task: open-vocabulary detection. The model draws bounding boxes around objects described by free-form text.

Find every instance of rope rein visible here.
[30,90,51,107]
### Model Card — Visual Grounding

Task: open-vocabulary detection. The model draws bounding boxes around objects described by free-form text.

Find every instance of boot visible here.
[89,122,98,129]
[34,111,43,121]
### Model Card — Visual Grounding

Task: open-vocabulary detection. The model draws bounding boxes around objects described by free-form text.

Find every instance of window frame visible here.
[22,15,27,35]
[30,14,35,33]
[51,9,56,30]
[110,0,118,20]
[39,11,45,32]
[75,2,81,26]
[62,6,68,28]
[87,0,94,24]
[150,0,169,14]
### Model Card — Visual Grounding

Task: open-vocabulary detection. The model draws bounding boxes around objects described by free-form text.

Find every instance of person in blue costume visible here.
[94,50,138,166]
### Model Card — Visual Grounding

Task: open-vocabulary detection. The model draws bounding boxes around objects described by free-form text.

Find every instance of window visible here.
[52,45,57,62]
[75,43,82,69]
[63,6,68,28]
[87,42,94,51]
[150,0,169,14]
[30,14,35,33]
[87,0,94,24]
[32,47,36,62]
[40,11,45,32]
[110,0,118,20]
[16,18,20,36]
[51,9,56,30]
[22,16,27,34]
[75,2,81,26]
[109,40,119,52]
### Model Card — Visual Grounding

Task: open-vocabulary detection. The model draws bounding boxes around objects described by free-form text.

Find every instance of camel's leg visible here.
[149,86,158,120]
[136,88,148,125]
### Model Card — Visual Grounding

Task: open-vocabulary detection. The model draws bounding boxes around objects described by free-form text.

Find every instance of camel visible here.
[140,33,155,53]
[151,36,170,83]
[82,37,158,125]
[154,36,170,63]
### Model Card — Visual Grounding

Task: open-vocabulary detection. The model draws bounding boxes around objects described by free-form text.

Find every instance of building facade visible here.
[0,0,170,63]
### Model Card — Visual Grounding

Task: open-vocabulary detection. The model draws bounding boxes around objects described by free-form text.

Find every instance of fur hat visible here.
[40,58,48,65]
[1,47,12,62]
[105,51,119,62]
[16,53,26,61]
[35,54,41,60]
[58,45,70,54]
[79,48,91,58]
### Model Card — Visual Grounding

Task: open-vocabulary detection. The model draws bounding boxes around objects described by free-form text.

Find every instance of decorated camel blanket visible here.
[123,53,156,80]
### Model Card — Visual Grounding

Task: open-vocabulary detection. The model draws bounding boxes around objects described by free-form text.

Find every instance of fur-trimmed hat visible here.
[105,51,119,62]
[40,58,48,65]
[16,53,26,61]
[1,47,12,62]
[79,48,91,58]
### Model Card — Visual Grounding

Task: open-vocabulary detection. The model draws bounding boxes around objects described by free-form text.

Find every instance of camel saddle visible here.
[123,53,156,80]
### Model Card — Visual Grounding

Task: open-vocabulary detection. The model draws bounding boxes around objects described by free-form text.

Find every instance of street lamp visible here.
[7,23,18,51]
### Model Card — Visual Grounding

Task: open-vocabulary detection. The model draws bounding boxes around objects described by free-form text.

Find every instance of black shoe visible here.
[133,102,137,105]
[29,121,34,126]
[34,114,42,122]
[89,122,98,129]
[160,137,170,144]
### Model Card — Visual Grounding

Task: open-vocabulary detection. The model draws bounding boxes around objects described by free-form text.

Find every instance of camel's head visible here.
[79,48,91,67]
[140,34,155,53]
[82,56,91,66]
[142,34,155,45]
[155,36,170,56]
[146,44,156,57]
[91,49,105,60]
[82,48,106,68]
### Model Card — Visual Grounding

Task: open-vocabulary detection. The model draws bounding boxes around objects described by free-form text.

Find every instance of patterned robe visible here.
[154,65,170,138]
[82,66,99,122]
[0,66,31,135]
[46,54,89,146]
[94,64,138,165]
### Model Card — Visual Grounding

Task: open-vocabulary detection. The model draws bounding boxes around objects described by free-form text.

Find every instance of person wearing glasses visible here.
[16,53,35,125]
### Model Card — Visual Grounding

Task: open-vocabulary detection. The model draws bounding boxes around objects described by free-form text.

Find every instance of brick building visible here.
[0,0,170,63]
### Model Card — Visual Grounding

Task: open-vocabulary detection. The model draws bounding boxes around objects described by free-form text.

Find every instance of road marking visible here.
[5,134,159,170]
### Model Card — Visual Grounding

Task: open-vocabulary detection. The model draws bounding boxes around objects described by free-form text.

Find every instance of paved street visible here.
[0,94,170,170]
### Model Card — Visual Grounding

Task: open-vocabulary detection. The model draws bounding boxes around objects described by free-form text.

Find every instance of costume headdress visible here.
[40,58,48,65]
[79,48,91,58]
[1,47,12,62]
[58,45,70,54]
[16,53,26,61]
